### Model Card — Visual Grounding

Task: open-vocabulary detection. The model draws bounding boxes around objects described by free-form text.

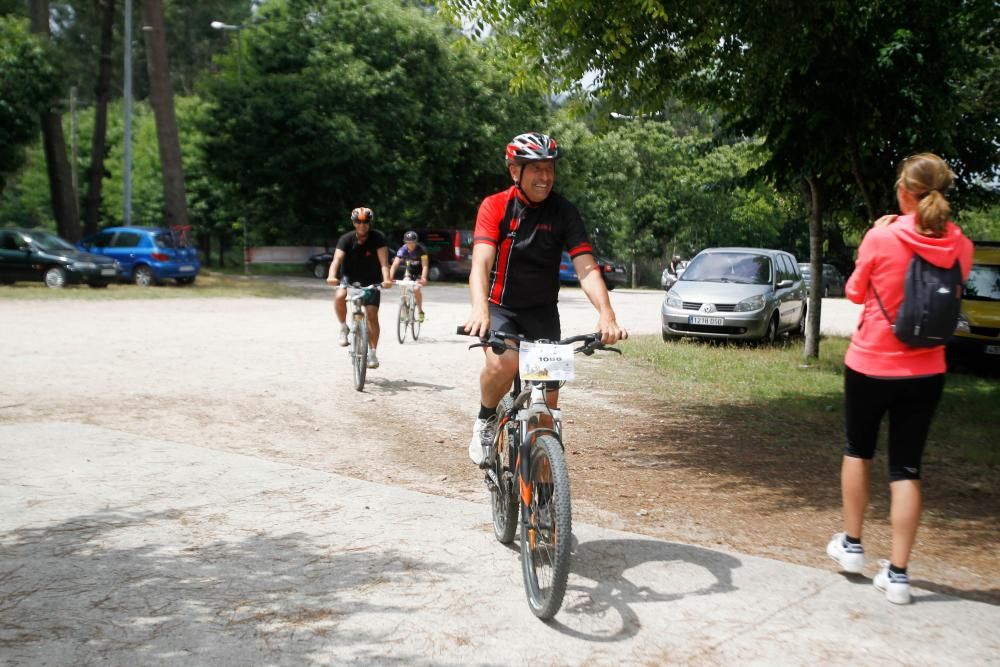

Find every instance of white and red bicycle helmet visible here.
[505,132,560,165]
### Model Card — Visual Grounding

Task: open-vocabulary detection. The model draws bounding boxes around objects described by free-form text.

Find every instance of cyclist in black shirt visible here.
[462,132,627,466]
[327,207,393,369]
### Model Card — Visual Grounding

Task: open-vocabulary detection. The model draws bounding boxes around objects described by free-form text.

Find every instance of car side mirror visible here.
[777,279,794,289]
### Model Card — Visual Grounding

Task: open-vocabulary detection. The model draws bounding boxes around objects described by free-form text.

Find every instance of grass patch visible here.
[0,271,308,300]
[620,335,1000,466]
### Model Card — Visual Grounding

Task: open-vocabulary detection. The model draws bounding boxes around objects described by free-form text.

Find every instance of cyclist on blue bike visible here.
[462,132,628,466]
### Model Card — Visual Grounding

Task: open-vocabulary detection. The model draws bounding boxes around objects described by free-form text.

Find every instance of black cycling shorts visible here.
[488,302,561,343]
[843,365,945,481]
[488,302,561,390]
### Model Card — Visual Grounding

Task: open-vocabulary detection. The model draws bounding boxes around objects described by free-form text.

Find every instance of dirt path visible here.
[1,286,995,604]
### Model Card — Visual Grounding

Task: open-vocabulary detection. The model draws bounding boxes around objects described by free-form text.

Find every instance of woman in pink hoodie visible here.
[825,153,973,604]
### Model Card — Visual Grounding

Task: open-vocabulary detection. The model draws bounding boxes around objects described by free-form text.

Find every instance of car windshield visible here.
[682,252,772,285]
[23,230,76,253]
[963,264,1000,302]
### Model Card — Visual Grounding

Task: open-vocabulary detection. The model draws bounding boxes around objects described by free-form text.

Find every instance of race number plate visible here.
[519,341,575,381]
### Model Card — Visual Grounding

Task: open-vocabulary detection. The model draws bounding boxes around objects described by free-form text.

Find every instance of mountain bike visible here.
[460,327,621,620]
[395,278,422,344]
[345,283,381,391]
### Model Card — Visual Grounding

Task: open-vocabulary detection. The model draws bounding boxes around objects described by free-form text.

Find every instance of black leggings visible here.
[843,366,945,481]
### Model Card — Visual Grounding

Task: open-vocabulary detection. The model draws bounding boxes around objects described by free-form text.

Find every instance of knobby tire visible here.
[353,318,368,391]
[490,395,518,544]
[520,433,571,620]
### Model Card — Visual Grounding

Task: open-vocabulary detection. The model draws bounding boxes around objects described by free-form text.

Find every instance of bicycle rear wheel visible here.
[396,298,409,344]
[353,318,368,391]
[520,433,571,620]
[490,396,518,544]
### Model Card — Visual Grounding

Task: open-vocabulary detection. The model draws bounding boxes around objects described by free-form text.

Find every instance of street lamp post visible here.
[210,20,249,275]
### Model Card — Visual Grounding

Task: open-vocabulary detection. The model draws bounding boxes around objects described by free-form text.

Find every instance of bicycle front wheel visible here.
[490,396,518,544]
[353,319,368,391]
[520,433,571,620]
[411,307,421,341]
[396,298,408,344]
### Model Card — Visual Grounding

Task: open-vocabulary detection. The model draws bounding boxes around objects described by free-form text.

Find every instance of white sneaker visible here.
[367,350,379,369]
[827,532,865,574]
[338,325,349,347]
[468,417,496,467]
[873,559,911,604]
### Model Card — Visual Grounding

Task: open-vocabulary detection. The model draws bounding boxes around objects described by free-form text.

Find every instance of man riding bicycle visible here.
[389,230,429,322]
[327,206,393,369]
[462,131,628,466]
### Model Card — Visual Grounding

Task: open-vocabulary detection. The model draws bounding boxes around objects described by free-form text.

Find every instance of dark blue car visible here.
[79,226,201,286]
[559,251,627,290]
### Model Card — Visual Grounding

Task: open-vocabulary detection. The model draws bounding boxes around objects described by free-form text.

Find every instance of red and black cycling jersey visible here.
[474,186,593,309]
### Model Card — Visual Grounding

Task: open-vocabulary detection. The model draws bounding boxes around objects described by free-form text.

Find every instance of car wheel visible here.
[761,314,778,345]
[427,264,443,282]
[312,262,328,280]
[133,265,155,287]
[44,267,67,288]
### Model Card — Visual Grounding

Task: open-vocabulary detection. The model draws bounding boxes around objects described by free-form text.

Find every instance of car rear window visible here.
[153,232,178,248]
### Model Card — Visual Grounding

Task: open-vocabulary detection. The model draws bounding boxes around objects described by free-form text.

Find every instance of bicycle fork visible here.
[517,385,562,547]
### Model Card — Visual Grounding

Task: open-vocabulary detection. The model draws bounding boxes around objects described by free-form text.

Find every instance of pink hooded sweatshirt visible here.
[845,214,973,377]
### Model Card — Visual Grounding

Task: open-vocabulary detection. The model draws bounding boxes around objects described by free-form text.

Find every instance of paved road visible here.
[2,422,997,666]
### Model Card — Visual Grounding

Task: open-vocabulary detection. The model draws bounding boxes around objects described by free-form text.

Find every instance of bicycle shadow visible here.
[547,537,741,641]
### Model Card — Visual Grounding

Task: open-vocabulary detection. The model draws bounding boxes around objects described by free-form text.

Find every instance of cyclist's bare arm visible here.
[464,243,496,337]
[419,254,429,284]
[327,248,347,285]
[377,246,392,288]
[572,252,628,344]
[389,256,401,280]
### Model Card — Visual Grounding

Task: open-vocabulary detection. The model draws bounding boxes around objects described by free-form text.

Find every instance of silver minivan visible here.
[660,247,807,343]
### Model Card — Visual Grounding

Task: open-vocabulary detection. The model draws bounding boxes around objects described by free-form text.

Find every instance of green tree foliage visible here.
[0,15,60,186]
[198,0,546,244]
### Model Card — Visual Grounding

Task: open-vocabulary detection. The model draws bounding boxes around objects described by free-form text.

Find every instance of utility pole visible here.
[123,0,133,225]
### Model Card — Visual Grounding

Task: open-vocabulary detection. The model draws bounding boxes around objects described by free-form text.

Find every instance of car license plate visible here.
[690,316,724,326]
[179,265,194,272]
[100,268,116,276]
[986,345,1000,355]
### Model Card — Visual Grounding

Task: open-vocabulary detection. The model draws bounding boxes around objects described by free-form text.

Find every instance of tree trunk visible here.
[84,0,115,237]
[803,176,823,359]
[30,0,81,242]
[140,0,189,229]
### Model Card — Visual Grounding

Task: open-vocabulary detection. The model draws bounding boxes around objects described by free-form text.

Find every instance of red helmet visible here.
[505,132,559,165]
[351,207,374,224]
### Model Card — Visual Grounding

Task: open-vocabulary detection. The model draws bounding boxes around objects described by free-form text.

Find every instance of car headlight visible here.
[735,294,765,312]
[72,261,97,270]
[955,313,970,334]
[113,260,122,270]
[666,293,683,309]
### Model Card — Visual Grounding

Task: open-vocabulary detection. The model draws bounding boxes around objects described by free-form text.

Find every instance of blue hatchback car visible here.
[79,226,201,286]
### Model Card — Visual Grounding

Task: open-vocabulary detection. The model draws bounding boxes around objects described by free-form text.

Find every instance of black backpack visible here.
[872,254,963,348]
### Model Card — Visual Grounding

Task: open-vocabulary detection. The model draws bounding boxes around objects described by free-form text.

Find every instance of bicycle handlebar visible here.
[454,326,621,356]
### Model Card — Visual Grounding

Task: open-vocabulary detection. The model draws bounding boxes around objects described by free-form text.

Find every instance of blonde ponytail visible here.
[896,153,955,238]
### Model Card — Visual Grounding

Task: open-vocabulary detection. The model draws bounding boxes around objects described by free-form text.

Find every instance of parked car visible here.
[661,247,806,343]
[661,260,688,290]
[558,251,627,290]
[949,241,1000,358]
[308,250,333,279]
[798,262,845,297]
[0,228,121,288]
[408,228,472,281]
[78,226,200,286]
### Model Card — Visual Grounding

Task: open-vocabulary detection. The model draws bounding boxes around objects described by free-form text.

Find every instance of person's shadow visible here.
[543,537,741,640]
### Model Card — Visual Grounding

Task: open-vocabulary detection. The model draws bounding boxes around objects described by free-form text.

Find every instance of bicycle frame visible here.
[345,283,380,390]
